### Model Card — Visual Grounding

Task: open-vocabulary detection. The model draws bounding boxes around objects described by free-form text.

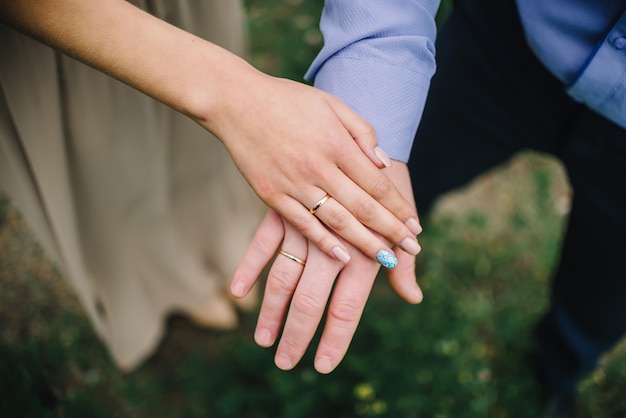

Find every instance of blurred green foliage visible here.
[245,0,452,80]
[1,1,625,418]
[246,0,324,80]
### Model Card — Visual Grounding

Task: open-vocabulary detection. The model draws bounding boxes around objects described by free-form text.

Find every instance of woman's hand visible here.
[208,72,422,267]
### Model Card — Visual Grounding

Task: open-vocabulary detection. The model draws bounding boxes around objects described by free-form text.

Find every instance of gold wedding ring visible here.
[279,249,306,266]
[309,193,331,214]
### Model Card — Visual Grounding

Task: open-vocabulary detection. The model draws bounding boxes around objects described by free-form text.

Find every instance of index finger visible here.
[332,145,421,237]
[326,95,422,236]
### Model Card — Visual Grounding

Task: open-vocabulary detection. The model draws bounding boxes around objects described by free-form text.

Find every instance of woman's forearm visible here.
[0,0,255,124]
[0,0,423,270]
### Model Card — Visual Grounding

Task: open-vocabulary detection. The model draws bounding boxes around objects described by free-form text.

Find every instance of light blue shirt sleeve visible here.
[567,12,626,130]
[305,0,439,163]
[516,0,626,130]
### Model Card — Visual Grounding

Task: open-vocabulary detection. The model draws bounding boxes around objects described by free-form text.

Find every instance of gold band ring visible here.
[279,249,306,266]
[309,193,331,214]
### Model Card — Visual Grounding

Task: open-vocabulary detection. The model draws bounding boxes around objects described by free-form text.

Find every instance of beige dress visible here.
[0,0,264,370]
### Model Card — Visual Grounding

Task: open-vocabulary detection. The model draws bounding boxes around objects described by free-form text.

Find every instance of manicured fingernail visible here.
[255,328,273,347]
[315,356,334,374]
[374,146,392,168]
[376,249,398,269]
[406,217,422,235]
[331,246,351,264]
[275,352,294,370]
[400,237,421,256]
[231,282,245,298]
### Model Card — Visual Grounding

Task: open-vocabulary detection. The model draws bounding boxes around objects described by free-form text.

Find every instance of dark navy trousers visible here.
[408,0,626,397]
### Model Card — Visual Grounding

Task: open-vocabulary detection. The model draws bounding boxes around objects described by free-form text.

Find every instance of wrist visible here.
[189,54,265,138]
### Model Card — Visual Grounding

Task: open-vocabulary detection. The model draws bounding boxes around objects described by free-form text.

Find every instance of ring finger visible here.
[304,186,408,269]
[254,220,307,348]
[319,165,421,251]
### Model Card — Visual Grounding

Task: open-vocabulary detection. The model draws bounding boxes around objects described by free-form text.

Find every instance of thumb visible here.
[326,95,392,169]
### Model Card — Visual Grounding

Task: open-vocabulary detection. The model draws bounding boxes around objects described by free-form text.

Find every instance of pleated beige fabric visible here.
[0,0,264,370]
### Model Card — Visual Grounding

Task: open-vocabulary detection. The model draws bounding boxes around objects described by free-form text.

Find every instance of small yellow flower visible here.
[354,382,375,401]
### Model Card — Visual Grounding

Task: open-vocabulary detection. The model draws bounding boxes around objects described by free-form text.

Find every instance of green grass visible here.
[3,152,626,417]
[2,2,626,417]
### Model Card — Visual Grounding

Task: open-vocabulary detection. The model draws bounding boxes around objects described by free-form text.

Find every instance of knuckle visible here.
[355,199,376,223]
[360,123,376,140]
[292,293,324,317]
[267,268,297,295]
[254,179,277,202]
[280,334,302,351]
[301,152,330,179]
[370,177,392,200]
[319,332,344,353]
[250,236,275,259]
[314,234,340,259]
[330,140,351,160]
[328,298,362,323]
[292,212,313,235]
[325,209,349,231]
[301,153,318,174]
[260,309,281,324]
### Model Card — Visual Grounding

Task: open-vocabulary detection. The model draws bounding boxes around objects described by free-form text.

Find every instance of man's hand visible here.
[231,163,422,373]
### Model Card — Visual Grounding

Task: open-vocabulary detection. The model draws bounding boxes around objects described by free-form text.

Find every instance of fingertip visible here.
[373,146,392,168]
[405,217,423,235]
[275,352,295,371]
[395,280,422,304]
[400,237,421,256]
[331,245,351,264]
[314,356,335,374]
[408,283,424,304]
[376,249,398,269]
[254,327,274,347]
[230,281,247,298]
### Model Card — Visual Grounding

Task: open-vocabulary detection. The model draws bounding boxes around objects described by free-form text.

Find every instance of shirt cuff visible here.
[313,56,432,163]
[567,12,626,130]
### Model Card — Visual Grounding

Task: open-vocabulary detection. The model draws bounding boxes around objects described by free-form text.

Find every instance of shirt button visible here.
[614,36,626,50]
